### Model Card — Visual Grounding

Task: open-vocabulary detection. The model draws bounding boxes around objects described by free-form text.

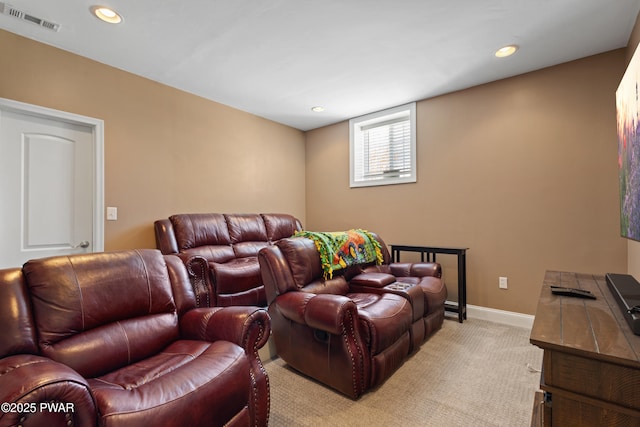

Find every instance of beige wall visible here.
[0,28,632,315]
[306,50,627,315]
[0,30,306,250]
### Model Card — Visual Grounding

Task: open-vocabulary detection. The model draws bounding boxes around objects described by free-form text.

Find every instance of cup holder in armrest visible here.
[386,282,413,291]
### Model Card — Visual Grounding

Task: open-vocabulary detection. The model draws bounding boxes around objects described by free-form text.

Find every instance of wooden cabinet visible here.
[530,271,640,426]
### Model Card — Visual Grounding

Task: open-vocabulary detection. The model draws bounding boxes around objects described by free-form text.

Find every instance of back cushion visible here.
[226,214,269,258]
[170,213,232,250]
[262,213,302,241]
[276,238,323,288]
[23,249,177,378]
[0,268,38,357]
[226,214,268,243]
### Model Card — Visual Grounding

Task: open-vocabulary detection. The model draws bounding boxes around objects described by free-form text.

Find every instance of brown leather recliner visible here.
[0,249,270,427]
[154,213,302,307]
[258,233,447,399]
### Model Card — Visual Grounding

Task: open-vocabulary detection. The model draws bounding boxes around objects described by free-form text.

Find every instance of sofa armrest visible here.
[181,255,216,308]
[0,354,96,426]
[273,292,357,335]
[350,272,396,289]
[390,262,441,278]
[304,294,358,335]
[180,306,270,354]
[154,219,179,255]
[179,306,271,427]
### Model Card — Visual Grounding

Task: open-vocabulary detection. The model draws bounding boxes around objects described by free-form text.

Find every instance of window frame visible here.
[349,102,417,188]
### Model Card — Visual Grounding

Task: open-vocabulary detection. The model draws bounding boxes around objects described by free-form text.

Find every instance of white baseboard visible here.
[465,304,534,329]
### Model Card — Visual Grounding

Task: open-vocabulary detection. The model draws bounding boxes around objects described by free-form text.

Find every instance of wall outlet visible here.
[499,276,508,289]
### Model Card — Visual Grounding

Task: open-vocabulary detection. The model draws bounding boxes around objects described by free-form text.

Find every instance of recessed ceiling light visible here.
[311,106,325,112]
[91,6,122,24]
[495,45,518,58]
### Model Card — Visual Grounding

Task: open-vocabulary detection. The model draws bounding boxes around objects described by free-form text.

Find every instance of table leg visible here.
[458,252,467,321]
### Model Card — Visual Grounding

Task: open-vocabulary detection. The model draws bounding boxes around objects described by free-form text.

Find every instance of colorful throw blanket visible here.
[294,229,383,279]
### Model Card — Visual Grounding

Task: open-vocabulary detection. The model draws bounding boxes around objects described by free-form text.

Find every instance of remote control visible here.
[550,286,596,299]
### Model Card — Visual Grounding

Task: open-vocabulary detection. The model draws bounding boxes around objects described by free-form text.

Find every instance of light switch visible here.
[106,206,118,221]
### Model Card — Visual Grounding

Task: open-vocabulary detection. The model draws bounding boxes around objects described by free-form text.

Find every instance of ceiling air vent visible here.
[0,2,60,32]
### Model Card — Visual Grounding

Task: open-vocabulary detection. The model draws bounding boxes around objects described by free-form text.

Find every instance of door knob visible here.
[74,241,90,248]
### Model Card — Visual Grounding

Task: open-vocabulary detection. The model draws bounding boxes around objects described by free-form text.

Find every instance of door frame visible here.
[0,97,105,252]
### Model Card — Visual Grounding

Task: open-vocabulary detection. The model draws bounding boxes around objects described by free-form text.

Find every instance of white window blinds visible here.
[350,103,416,187]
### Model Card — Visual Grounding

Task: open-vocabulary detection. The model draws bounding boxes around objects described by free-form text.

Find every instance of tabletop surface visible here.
[530,271,640,368]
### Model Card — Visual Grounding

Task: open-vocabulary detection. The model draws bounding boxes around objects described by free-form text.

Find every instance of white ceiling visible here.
[2,1,640,131]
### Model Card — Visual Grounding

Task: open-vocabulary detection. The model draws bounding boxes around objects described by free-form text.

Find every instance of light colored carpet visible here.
[265,317,543,426]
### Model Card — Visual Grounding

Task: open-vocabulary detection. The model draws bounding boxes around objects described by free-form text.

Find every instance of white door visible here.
[0,99,104,269]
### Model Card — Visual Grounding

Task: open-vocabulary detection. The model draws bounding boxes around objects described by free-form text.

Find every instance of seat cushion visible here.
[89,340,251,427]
[349,292,412,354]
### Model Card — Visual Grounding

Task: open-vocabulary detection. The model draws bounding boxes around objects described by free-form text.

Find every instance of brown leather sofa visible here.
[0,249,270,427]
[258,233,447,398]
[154,213,302,307]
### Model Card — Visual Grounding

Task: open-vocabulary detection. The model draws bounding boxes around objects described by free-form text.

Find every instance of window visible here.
[349,102,416,187]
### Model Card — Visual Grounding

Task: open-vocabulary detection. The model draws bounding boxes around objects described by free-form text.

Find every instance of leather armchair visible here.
[259,233,447,398]
[260,234,448,399]
[154,213,302,307]
[0,249,270,427]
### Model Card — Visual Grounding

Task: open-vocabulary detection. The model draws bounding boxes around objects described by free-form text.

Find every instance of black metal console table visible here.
[390,245,468,323]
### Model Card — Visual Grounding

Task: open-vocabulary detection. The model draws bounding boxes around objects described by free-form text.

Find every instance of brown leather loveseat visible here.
[258,230,447,398]
[154,213,302,307]
[0,249,270,427]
